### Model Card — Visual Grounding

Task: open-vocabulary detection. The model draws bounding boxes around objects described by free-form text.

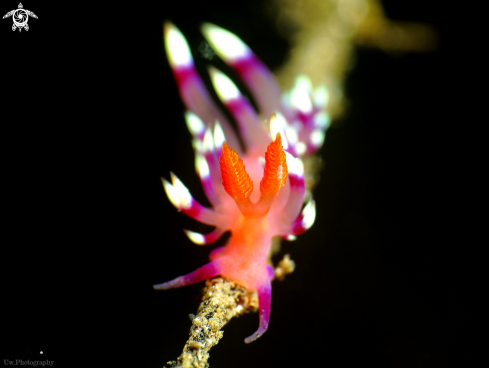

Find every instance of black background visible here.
[2,1,476,367]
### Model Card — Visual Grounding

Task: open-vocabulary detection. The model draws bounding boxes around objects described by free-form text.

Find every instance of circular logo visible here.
[13,9,28,27]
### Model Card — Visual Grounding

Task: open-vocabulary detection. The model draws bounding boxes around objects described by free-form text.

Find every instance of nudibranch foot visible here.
[153,260,221,290]
[244,280,272,344]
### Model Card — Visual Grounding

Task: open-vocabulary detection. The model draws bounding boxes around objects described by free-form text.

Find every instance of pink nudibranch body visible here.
[155,22,327,343]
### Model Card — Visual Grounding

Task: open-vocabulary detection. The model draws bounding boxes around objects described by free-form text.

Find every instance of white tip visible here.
[285,125,298,145]
[291,76,313,113]
[213,121,225,149]
[295,142,307,156]
[202,127,215,153]
[170,173,192,209]
[202,23,250,62]
[164,23,193,67]
[283,234,297,241]
[195,154,210,180]
[257,156,266,167]
[269,112,288,149]
[185,111,205,136]
[285,152,304,177]
[310,129,325,148]
[302,199,316,230]
[162,177,181,209]
[313,111,331,130]
[184,229,206,245]
[296,75,313,93]
[209,67,240,102]
[313,85,329,108]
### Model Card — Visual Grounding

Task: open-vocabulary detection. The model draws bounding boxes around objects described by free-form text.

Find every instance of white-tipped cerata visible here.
[290,75,313,113]
[295,142,307,156]
[269,112,288,149]
[202,127,215,154]
[313,111,331,130]
[285,125,298,145]
[195,154,210,180]
[170,172,192,209]
[202,23,250,62]
[209,67,240,102]
[184,229,206,245]
[213,121,225,149]
[283,234,297,241]
[164,22,193,68]
[310,129,325,148]
[313,85,329,108]
[285,151,304,177]
[185,111,205,137]
[301,199,316,230]
[162,177,181,209]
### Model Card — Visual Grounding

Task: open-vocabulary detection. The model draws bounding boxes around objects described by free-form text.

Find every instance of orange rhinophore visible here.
[260,133,288,200]
[219,142,253,205]
[219,134,288,217]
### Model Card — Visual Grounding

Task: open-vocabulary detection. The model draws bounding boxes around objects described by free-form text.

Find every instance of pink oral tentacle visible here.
[172,66,242,153]
[209,246,227,261]
[230,56,283,119]
[244,279,272,343]
[153,260,222,290]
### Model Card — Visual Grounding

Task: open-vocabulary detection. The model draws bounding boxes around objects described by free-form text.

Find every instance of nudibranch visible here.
[154,22,330,343]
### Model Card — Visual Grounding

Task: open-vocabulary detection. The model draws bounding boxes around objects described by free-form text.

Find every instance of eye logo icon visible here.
[3,3,37,32]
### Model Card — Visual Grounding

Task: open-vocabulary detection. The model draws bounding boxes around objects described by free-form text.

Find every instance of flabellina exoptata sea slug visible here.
[154,22,331,343]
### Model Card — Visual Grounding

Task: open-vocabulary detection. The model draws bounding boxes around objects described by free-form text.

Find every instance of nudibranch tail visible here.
[244,280,272,344]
